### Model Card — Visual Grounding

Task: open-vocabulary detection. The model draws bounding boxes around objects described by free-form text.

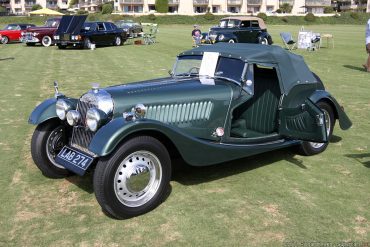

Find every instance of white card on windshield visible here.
[199,52,219,77]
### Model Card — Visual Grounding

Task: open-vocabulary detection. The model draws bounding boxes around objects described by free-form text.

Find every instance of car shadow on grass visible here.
[345,153,370,167]
[172,147,306,186]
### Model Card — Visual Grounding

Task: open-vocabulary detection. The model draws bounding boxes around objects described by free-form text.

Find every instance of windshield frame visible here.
[172,55,249,90]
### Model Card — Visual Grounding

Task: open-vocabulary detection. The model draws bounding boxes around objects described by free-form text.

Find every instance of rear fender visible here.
[309,90,352,130]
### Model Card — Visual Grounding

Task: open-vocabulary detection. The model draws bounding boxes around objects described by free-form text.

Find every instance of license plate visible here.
[55,146,94,176]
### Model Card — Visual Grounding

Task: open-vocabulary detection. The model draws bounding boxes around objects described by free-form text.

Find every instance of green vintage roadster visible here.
[29,43,351,219]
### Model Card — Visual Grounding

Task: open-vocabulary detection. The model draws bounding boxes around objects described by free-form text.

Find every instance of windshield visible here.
[173,55,202,76]
[219,19,240,28]
[45,19,59,28]
[173,55,245,83]
[4,24,19,30]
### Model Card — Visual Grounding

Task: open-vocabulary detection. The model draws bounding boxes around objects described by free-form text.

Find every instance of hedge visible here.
[0,12,369,27]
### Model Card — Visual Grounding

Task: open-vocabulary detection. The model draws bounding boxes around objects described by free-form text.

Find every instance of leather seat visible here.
[231,68,281,138]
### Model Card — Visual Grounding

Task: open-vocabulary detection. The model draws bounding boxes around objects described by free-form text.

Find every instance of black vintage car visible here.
[54,15,127,49]
[115,20,143,38]
[206,16,273,45]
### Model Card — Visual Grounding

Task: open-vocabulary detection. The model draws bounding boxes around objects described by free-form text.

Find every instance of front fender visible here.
[309,90,352,130]
[217,33,237,43]
[28,98,57,125]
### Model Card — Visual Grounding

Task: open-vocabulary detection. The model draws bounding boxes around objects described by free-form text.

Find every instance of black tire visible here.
[1,36,9,44]
[298,101,335,156]
[31,119,71,178]
[57,44,67,49]
[228,39,235,43]
[93,136,171,219]
[114,36,122,46]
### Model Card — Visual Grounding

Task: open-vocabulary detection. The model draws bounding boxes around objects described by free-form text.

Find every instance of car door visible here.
[92,23,106,44]
[9,25,21,41]
[248,20,262,43]
[279,99,327,143]
[103,23,116,44]
[237,20,251,43]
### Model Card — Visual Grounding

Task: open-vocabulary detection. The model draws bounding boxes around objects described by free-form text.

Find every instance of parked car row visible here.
[0,16,144,49]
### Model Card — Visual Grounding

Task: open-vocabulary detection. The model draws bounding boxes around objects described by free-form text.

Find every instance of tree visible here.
[279,3,292,13]
[69,0,78,8]
[102,2,113,14]
[31,4,42,11]
[155,0,168,13]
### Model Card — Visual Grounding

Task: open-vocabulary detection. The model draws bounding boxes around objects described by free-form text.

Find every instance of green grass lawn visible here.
[1,24,370,246]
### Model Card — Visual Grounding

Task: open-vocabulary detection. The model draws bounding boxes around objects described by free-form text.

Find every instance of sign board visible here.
[199,52,219,77]
[297,31,313,49]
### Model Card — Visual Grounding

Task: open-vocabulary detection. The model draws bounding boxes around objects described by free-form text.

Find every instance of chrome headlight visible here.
[218,34,225,41]
[56,99,73,120]
[86,108,107,132]
[66,110,81,126]
[32,32,39,36]
[54,35,59,40]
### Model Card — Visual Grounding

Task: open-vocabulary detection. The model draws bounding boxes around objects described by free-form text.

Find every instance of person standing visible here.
[363,18,370,72]
[192,24,202,47]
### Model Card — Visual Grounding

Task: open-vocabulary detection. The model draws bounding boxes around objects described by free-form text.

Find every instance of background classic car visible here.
[115,20,143,38]
[206,16,273,44]
[0,23,35,44]
[21,18,61,47]
[54,15,127,49]
[28,43,351,219]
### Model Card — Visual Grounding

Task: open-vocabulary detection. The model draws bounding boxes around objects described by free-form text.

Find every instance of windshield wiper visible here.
[207,75,240,85]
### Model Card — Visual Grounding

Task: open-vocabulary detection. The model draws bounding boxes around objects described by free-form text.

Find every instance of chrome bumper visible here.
[20,36,40,43]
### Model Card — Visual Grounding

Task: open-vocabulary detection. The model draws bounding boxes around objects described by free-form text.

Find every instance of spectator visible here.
[192,24,201,47]
[363,18,370,72]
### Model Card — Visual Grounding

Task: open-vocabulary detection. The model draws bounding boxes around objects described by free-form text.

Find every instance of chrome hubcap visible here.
[116,37,121,45]
[46,126,66,169]
[43,37,51,46]
[309,109,331,149]
[114,151,162,207]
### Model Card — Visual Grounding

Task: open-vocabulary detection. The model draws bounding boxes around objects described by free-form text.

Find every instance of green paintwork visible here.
[104,77,233,141]
[28,98,57,125]
[180,43,317,94]
[309,90,352,130]
[279,99,327,142]
[28,97,78,125]
[88,117,298,166]
[28,43,352,169]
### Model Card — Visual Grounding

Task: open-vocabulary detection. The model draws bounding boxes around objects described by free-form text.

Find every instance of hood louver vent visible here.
[146,101,213,124]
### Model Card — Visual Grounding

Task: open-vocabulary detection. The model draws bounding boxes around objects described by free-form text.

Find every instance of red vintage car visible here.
[21,18,61,47]
[0,24,36,44]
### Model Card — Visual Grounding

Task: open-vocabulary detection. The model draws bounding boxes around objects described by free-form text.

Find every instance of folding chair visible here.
[280,32,296,50]
[307,33,321,51]
[142,24,158,45]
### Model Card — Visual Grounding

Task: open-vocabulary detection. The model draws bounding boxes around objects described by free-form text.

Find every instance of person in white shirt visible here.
[363,19,370,72]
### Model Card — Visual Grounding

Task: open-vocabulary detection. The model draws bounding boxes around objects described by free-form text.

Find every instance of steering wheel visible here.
[188,67,200,74]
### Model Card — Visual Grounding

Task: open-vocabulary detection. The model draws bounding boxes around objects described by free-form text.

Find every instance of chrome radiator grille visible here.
[70,100,96,151]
